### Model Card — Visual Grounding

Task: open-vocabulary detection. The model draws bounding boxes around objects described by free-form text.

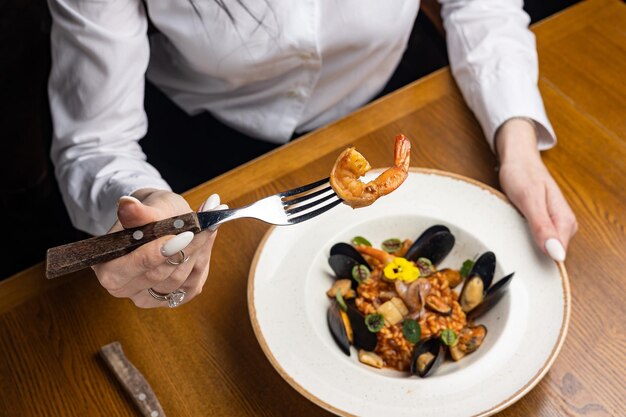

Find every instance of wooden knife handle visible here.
[99,341,167,417]
[45,212,201,279]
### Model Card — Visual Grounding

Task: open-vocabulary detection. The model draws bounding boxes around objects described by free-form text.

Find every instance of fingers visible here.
[129,194,224,308]
[513,183,566,261]
[95,231,195,296]
[94,192,226,309]
[546,183,579,251]
[498,159,577,263]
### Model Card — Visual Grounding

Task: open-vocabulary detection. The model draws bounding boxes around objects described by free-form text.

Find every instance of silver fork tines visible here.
[198,177,342,229]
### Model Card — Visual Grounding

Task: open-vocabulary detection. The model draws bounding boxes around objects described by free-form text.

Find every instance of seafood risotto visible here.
[326,224,514,377]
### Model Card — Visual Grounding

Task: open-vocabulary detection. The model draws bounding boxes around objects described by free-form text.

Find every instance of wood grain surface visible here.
[0,0,624,416]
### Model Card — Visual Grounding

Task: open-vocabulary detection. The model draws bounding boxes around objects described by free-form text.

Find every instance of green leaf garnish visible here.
[460,259,474,278]
[351,236,372,247]
[351,264,370,284]
[365,313,385,332]
[440,328,457,346]
[402,319,421,344]
[382,238,402,253]
[336,291,347,312]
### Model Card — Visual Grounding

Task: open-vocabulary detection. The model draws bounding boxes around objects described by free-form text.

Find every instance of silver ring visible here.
[147,288,186,308]
[166,250,190,266]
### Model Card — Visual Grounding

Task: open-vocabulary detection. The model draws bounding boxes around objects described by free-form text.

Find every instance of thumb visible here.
[116,196,163,229]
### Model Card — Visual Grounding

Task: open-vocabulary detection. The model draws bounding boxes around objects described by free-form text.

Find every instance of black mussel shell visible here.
[405,227,455,266]
[410,337,445,378]
[346,301,378,351]
[413,225,451,246]
[327,301,351,356]
[327,300,378,356]
[458,252,496,313]
[467,251,496,289]
[328,254,365,279]
[467,272,514,320]
[330,242,371,269]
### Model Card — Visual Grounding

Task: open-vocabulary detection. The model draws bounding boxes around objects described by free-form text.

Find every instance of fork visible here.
[45,177,342,279]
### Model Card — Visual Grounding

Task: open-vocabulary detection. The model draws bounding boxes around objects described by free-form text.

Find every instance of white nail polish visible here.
[200,194,221,212]
[545,238,565,262]
[162,231,194,257]
[118,195,141,206]
[208,204,229,231]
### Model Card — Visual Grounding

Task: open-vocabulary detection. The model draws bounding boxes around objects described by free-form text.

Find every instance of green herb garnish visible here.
[351,236,372,247]
[351,264,370,284]
[336,291,347,312]
[364,313,385,332]
[382,238,402,253]
[402,319,421,344]
[460,259,474,278]
[440,328,457,346]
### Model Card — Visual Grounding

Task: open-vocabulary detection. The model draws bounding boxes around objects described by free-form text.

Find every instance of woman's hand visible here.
[92,189,227,308]
[496,118,578,262]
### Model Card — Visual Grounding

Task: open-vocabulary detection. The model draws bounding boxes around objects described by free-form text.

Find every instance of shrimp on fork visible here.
[330,134,411,208]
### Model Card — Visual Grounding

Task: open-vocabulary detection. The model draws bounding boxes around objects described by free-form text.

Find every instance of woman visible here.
[46,0,577,308]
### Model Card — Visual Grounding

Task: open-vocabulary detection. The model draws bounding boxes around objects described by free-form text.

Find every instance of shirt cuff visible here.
[467,69,557,153]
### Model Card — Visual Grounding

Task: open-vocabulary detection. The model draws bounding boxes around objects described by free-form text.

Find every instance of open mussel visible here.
[405,225,455,266]
[466,272,515,320]
[459,251,514,319]
[410,337,445,377]
[459,251,495,313]
[327,300,378,356]
[328,243,372,288]
[449,325,487,361]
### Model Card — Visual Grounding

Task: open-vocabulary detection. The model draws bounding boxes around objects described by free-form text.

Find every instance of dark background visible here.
[0,0,580,281]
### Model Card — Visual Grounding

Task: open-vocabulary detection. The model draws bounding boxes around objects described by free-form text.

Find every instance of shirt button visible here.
[287,87,308,98]
[298,51,314,60]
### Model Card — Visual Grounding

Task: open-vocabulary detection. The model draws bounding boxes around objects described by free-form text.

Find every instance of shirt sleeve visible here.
[438,0,556,152]
[47,0,171,236]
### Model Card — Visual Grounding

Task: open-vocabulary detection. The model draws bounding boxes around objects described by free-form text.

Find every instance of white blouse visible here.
[47,0,556,236]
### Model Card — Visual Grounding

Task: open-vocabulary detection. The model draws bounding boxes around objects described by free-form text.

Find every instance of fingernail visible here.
[162,231,194,257]
[117,195,141,207]
[199,194,221,212]
[545,238,565,262]
[208,204,229,231]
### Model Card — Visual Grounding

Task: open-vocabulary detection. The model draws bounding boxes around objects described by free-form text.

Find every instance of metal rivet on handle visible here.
[173,219,184,229]
[132,231,144,240]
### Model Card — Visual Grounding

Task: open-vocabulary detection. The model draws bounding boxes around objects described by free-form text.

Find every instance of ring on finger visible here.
[166,250,190,266]
[147,288,186,308]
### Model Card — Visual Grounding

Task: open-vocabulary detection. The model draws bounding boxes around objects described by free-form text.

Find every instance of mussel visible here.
[330,242,371,268]
[449,325,487,361]
[459,251,514,319]
[328,243,372,288]
[410,337,445,377]
[459,251,495,313]
[405,225,455,266]
[466,272,515,320]
[327,300,378,356]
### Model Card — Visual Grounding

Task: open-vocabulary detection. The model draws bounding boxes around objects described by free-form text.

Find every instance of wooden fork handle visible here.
[45,212,201,279]
[99,341,167,417]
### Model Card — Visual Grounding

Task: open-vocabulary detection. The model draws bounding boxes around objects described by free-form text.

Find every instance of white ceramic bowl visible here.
[248,168,570,417]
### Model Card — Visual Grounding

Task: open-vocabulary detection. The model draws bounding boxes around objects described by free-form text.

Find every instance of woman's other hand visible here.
[496,118,578,262]
[92,189,227,308]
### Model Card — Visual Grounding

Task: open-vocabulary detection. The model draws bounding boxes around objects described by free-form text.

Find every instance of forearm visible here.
[439,0,556,152]
[48,0,170,235]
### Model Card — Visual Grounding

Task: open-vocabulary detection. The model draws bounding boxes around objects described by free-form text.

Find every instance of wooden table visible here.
[1,0,624,415]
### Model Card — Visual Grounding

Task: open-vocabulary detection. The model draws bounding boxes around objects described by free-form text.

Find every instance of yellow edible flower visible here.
[383,257,420,283]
